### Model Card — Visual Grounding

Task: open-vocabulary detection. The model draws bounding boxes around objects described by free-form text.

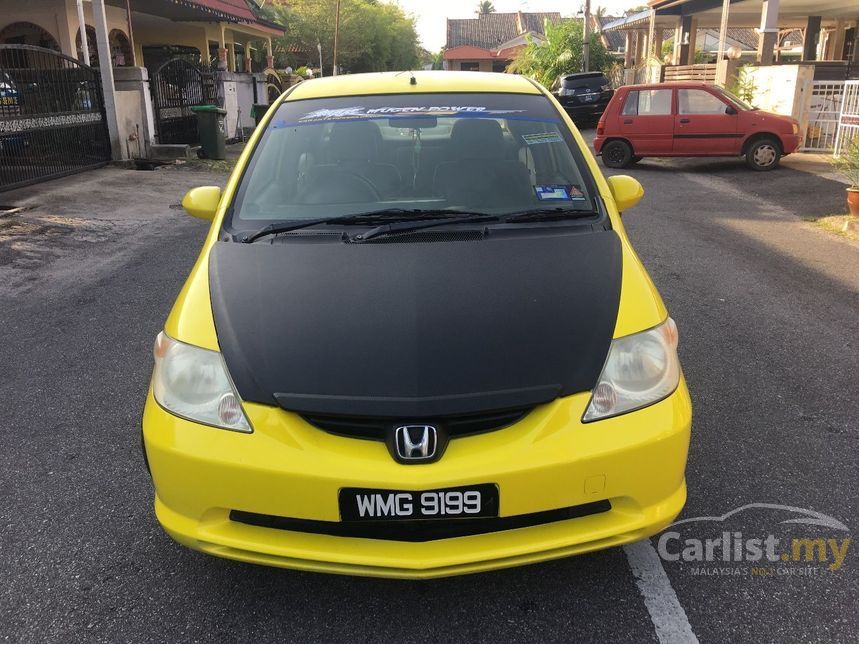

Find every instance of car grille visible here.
[229,500,612,542]
[301,407,532,441]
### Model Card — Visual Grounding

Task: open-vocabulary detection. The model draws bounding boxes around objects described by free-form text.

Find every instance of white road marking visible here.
[623,540,699,644]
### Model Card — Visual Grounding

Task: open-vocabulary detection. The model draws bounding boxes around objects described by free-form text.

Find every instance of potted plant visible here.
[832,137,859,217]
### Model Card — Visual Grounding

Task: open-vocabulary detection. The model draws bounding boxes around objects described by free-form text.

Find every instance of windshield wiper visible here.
[239,209,490,243]
[350,212,499,243]
[502,208,600,223]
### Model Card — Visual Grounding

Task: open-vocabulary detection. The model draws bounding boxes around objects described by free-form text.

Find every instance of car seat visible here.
[432,119,534,209]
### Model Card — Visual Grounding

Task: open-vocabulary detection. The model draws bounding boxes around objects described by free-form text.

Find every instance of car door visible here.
[673,88,740,155]
[616,88,674,155]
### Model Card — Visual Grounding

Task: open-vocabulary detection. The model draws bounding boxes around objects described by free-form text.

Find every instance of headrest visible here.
[328,120,381,162]
[450,118,505,159]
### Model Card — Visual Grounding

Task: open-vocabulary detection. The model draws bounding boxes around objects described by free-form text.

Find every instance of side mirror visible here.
[606,175,644,213]
[725,105,738,115]
[181,186,222,220]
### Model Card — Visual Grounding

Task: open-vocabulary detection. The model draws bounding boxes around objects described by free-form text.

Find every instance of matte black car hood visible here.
[209,230,622,417]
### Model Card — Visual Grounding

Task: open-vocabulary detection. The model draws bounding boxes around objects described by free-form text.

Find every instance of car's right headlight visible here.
[583,318,681,422]
[151,332,252,432]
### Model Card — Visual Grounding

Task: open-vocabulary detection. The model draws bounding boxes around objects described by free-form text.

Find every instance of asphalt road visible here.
[0,149,857,643]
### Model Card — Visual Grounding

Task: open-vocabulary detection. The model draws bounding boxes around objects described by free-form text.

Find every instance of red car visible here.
[593,82,800,171]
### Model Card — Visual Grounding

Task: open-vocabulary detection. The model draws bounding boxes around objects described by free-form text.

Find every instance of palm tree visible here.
[476,1,496,15]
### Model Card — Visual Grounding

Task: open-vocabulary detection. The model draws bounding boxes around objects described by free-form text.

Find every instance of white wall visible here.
[748,64,814,140]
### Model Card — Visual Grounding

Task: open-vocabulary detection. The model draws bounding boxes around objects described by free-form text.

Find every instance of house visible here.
[0,0,284,183]
[443,11,561,73]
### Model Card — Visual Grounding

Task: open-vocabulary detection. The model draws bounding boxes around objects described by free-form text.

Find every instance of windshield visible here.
[713,86,755,111]
[229,92,599,226]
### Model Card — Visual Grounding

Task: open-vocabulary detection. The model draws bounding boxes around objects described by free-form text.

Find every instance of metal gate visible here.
[150,58,220,144]
[264,67,283,104]
[802,80,846,152]
[834,80,859,155]
[0,44,110,192]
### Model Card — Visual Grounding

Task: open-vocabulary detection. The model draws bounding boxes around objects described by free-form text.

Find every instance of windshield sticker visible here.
[298,105,526,122]
[535,185,586,201]
[568,185,586,200]
[522,132,563,146]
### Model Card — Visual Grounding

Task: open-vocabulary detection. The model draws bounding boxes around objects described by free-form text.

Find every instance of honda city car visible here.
[142,71,692,578]
[593,81,800,170]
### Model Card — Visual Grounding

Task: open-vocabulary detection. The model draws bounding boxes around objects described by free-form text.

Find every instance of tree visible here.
[263,0,419,75]
[509,19,612,88]
[476,2,495,15]
[431,48,445,70]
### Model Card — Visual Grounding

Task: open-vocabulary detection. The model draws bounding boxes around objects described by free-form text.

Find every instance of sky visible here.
[391,1,645,52]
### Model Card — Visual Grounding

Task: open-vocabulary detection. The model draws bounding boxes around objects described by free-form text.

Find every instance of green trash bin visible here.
[252,103,269,127]
[190,105,227,160]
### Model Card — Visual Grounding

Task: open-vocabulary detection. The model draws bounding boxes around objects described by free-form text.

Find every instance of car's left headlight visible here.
[583,318,681,422]
[151,332,252,432]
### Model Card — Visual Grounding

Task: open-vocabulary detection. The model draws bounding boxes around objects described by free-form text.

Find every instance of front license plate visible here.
[339,484,498,521]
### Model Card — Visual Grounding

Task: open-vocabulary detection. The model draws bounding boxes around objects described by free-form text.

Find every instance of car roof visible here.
[286,71,542,101]
[561,72,606,80]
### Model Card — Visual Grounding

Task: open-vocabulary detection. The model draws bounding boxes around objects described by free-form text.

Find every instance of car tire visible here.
[602,140,633,168]
[745,137,781,171]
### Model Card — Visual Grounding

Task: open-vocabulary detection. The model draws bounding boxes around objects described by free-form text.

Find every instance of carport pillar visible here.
[678,15,697,66]
[802,16,822,61]
[637,29,648,63]
[75,0,90,65]
[217,24,228,71]
[756,0,780,65]
[91,0,122,160]
[653,24,664,60]
[647,10,656,58]
[828,20,848,60]
[624,31,634,68]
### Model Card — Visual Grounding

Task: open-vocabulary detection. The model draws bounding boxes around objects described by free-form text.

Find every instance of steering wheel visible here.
[298,169,382,204]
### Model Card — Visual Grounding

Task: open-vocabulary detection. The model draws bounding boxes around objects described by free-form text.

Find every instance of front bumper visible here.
[780,132,801,155]
[143,381,692,579]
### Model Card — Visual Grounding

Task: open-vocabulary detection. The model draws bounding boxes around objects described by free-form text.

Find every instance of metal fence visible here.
[802,80,847,152]
[834,80,859,156]
[0,44,110,192]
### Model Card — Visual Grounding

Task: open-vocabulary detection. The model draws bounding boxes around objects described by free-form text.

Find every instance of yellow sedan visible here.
[142,71,692,578]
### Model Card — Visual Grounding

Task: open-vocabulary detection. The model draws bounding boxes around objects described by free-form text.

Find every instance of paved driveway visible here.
[0,151,856,642]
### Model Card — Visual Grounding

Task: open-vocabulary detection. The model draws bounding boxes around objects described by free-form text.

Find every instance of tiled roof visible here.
[602,10,650,31]
[597,15,626,51]
[446,12,562,50]
[178,0,284,31]
[725,27,758,50]
[779,29,804,47]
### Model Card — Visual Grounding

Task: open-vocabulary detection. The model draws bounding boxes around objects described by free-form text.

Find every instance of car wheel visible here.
[602,140,633,169]
[746,137,781,171]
